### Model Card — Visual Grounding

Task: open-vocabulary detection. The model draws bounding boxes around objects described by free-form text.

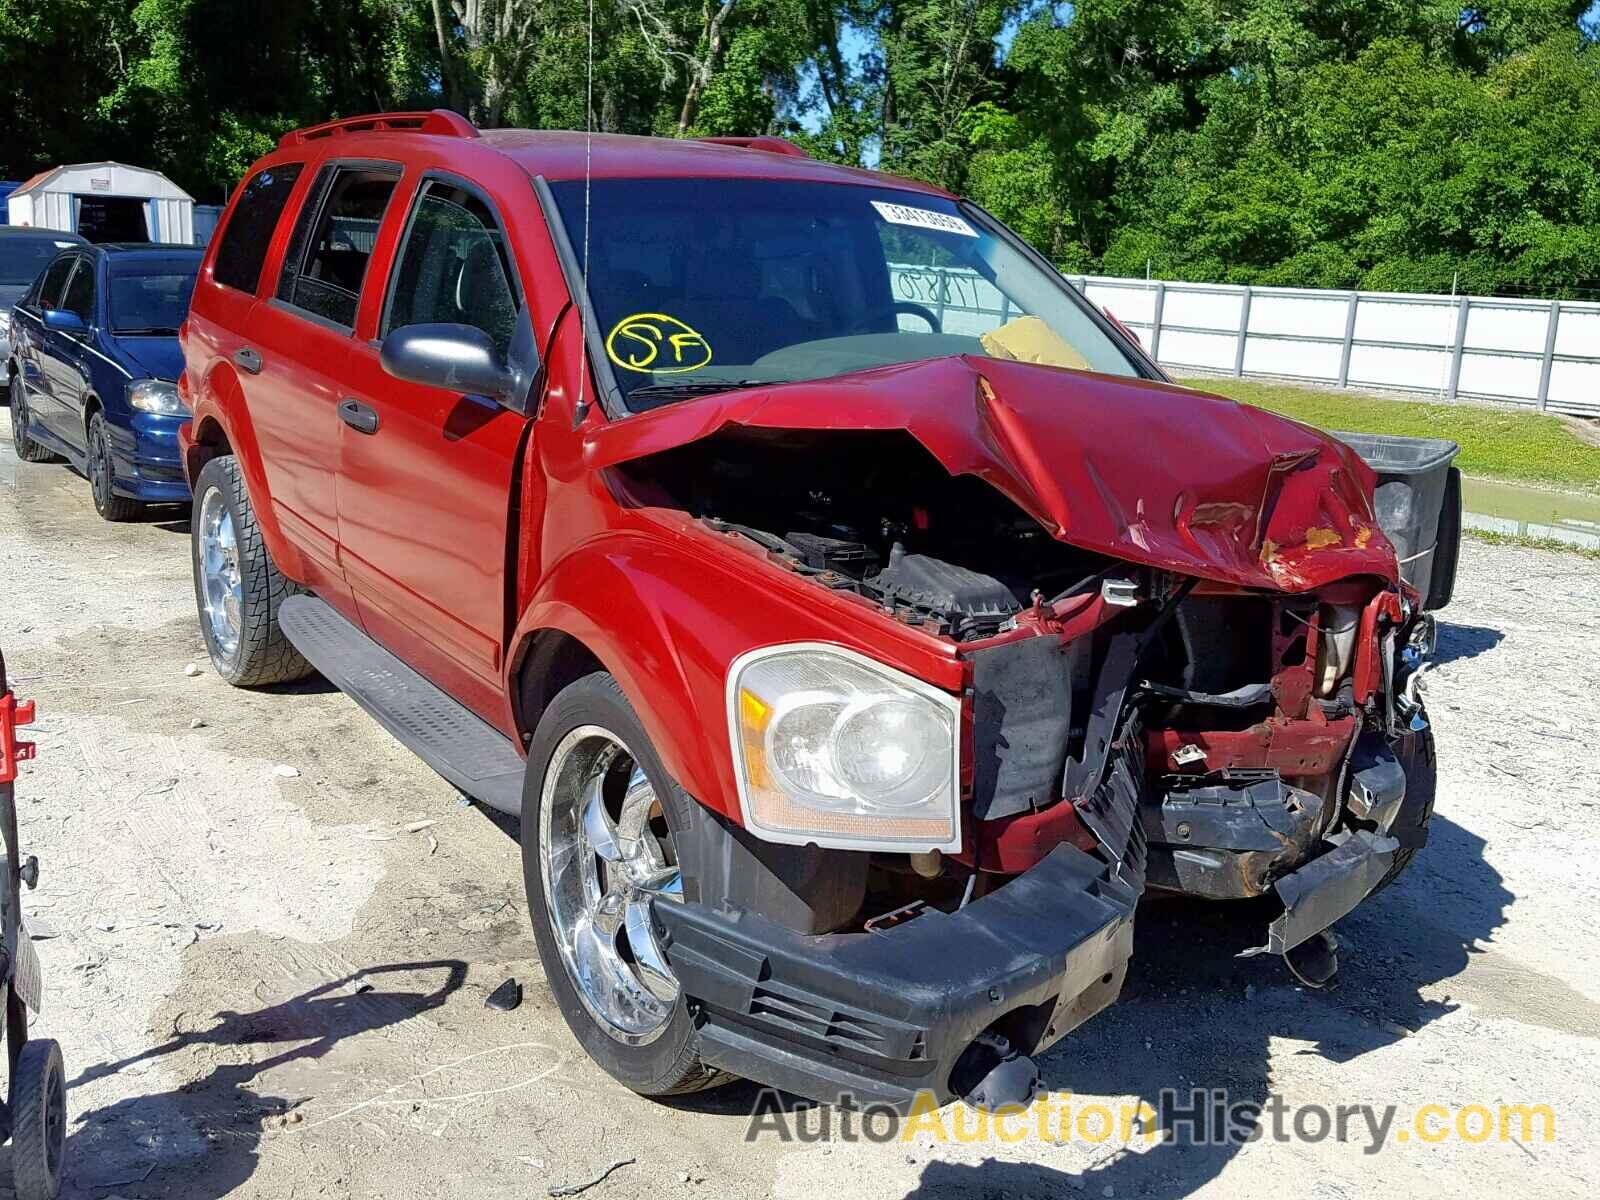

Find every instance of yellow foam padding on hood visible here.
[980,315,1091,370]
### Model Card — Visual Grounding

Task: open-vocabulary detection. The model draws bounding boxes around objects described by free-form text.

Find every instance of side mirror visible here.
[380,323,522,404]
[42,309,88,336]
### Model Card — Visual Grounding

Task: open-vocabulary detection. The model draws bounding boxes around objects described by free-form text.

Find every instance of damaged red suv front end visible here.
[582,348,1441,1109]
[184,124,1453,1113]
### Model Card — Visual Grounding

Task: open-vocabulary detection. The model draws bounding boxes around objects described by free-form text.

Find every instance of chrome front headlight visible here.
[727,644,961,853]
[128,378,188,416]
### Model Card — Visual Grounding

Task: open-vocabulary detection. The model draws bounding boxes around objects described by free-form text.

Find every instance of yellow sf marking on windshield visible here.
[605,312,714,374]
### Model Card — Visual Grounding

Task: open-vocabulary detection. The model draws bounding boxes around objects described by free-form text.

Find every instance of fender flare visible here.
[508,536,743,821]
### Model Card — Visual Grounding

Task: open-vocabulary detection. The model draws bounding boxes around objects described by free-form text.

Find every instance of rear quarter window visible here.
[213,164,305,294]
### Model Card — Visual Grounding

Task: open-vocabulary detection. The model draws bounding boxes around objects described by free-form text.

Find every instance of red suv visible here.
[179,111,1453,1110]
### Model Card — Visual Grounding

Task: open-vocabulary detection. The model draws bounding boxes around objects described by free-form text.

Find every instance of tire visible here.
[87,410,139,521]
[1371,714,1436,895]
[8,375,55,463]
[190,454,312,687]
[521,672,730,1098]
[10,1038,65,1200]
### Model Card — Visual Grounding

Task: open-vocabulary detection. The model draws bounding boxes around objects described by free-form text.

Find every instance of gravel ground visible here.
[1,424,1596,1199]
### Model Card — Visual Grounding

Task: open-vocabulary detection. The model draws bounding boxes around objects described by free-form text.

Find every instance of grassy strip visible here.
[1181,376,1600,494]
[1463,527,1600,560]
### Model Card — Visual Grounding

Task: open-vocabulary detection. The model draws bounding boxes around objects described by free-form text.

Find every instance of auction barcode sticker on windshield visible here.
[870,201,979,238]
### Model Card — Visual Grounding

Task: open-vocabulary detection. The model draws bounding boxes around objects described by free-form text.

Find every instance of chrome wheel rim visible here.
[539,725,682,1045]
[198,486,242,660]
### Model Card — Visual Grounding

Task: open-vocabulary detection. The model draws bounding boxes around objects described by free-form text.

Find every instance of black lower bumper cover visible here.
[1260,829,1400,955]
[654,843,1138,1110]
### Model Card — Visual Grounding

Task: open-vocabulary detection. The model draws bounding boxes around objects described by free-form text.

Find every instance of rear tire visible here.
[521,672,730,1098]
[190,454,312,687]
[87,411,139,522]
[10,1037,65,1200]
[8,376,55,463]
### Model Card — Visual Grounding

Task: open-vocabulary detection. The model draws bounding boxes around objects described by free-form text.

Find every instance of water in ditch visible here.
[1462,477,1600,551]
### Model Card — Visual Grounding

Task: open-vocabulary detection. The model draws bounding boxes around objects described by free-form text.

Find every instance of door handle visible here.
[338,398,380,435]
[234,347,263,374]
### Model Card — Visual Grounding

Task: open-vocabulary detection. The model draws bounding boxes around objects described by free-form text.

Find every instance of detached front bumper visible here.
[655,842,1139,1110]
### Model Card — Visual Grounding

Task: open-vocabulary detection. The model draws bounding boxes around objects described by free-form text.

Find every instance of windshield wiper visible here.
[627,379,768,401]
[114,327,179,336]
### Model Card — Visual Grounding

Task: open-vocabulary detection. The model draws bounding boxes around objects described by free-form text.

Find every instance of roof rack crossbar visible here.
[694,136,810,159]
[279,110,479,149]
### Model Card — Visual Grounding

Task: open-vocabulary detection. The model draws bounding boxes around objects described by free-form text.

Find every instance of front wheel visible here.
[190,455,311,687]
[87,411,139,521]
[8,376,55,463]
[521,672,729,1097]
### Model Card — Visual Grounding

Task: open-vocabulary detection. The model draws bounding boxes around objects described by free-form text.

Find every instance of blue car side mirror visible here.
[42,309,88,336]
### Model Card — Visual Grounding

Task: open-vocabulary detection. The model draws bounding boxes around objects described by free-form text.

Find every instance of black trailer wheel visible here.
[10,1038,65,1200]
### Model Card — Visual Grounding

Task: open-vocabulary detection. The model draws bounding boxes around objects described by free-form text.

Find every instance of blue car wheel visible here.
[8,376,55,464]
[87,411,139,521]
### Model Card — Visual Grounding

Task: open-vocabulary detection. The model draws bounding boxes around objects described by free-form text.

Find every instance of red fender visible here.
[508,528,963,824]
[181,359,312,586]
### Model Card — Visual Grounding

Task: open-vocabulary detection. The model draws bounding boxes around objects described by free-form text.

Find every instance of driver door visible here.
[336,175,530,723]
[34,255,96,451]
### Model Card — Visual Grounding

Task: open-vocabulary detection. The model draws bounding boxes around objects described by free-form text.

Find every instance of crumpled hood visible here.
[584,355,1398,593]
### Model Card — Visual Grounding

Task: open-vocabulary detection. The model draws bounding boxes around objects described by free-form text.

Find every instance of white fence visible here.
[1068,275,1600,417]
[886,263,1600,416]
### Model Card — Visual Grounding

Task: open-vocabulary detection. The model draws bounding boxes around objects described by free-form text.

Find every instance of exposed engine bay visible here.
[614,427,1116,640]
[614,418,1449,984]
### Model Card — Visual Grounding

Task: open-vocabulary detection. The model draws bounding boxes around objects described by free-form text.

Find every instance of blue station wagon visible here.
[6,243,201,519]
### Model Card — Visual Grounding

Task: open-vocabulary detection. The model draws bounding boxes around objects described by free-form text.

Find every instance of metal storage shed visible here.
[6,162,194,244]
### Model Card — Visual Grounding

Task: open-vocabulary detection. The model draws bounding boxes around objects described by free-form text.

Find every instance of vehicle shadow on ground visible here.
[29,959,466,1198]
[1432,621,1504,666]
[895,811,1509,1198]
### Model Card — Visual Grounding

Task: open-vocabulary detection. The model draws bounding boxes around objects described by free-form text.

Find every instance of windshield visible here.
[546,178,1141,411]
[109,270,197,334]
[0,238,77,286]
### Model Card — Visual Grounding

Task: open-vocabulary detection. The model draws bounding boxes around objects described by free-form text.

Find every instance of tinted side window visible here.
[61,260,95,320]
[35,257,76,309]
[277,164,400,329]
[383,180,519,352]
[214,163,304,294]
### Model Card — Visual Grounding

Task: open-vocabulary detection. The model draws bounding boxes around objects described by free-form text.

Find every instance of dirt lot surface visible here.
[2,425,1597,1199]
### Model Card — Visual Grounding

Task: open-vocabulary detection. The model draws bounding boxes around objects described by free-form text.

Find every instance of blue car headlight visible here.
[128,379,188,416]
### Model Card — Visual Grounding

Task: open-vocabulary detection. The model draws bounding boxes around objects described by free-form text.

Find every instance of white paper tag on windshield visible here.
[870,201,978,238]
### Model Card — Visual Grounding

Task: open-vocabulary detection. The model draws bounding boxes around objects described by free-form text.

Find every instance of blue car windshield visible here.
[109,271,197,334]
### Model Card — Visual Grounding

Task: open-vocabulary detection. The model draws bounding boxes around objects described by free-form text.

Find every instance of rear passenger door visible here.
[241,160,401,594]
[335,175,530,722]
[13,254,77,441]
